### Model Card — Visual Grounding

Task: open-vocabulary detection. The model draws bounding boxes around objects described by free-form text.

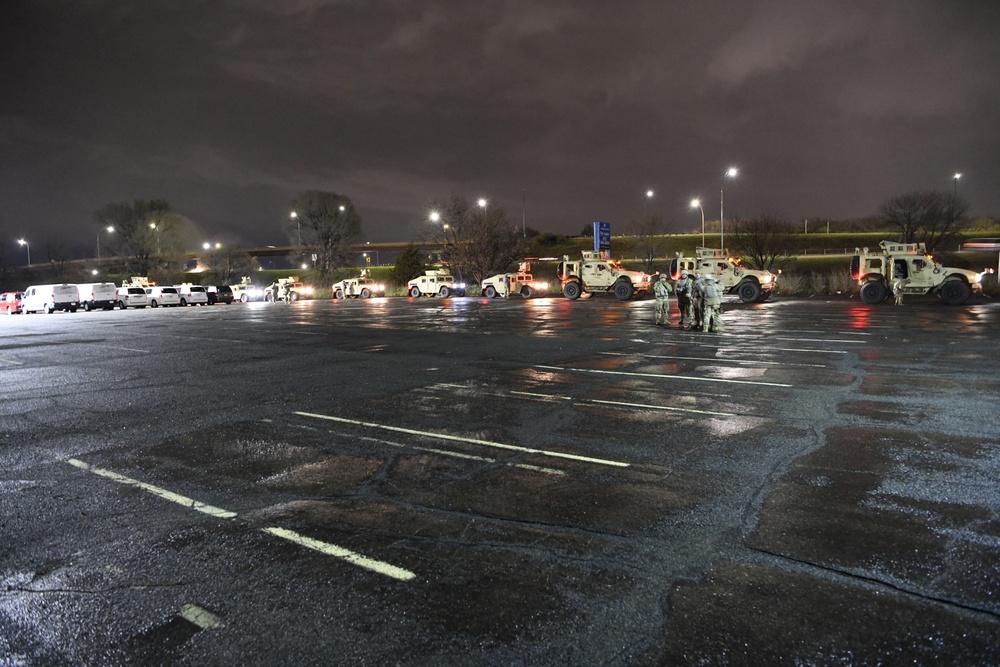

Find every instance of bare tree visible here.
[286,191,362,283]
[877,190,969,252]
[432,196,525,284]
[203,246,257,285]
[624,213,671,272]
[730,214,793,271]
[93,199,174,275]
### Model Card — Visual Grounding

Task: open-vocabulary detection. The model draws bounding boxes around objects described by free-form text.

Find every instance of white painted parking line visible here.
[586,398,737,417]
[263,527,416,582]
[293,411,631,468]
[0,358,24,365]
[67,458,238,518]
[356,434,566,477]
[773,336,864,344]
[66,458,415,581]
[152,333,250,344]
[436,385,739,417]
[94,345,151,353]
[601,351,829,368]
[536,365,793,388]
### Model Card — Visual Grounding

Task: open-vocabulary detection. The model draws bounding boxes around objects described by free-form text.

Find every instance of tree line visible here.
[84,188,978,284]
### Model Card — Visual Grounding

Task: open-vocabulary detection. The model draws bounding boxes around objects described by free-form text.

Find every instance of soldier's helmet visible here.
[659,274,668,282]
[681,270,689,278]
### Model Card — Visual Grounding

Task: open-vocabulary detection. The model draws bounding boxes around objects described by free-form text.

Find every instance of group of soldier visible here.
[653,270,723,332]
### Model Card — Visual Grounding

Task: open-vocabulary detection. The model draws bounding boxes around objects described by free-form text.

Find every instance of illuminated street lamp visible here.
[953,173,962,197]
[720,167,738,250]
[97,225,114,261]
[429,211,441,223]
[290,211,300,247]
[690,198,705,247]
[17,238,30,265]
[644,189,654,218]
[149,222,160,254]
[477,198,487,210]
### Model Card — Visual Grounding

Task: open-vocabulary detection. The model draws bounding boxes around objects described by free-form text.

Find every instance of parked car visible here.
[145,286,181,307]
[116,286,148,309]
[174,284,209,306]
[207,285,234,304]
[22,284,80,313]
[77,282,118,311]
[0,291,23,314]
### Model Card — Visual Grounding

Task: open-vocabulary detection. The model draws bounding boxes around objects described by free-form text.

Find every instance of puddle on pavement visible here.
[748,425,1000,613]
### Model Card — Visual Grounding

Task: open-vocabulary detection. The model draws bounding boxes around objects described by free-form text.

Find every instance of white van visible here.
[145,286,181,307]
[77,282,118,311]
[174,284,209,306]
[22,284,80,313]
[116,286,148,309]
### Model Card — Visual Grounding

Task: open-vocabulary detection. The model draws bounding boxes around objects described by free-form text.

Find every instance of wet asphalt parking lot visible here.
[1,293,999,665]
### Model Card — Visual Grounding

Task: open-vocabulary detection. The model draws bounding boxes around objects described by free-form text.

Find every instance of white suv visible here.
[175,284,209,306]
[145,286,181,307]
[117,286,148,309]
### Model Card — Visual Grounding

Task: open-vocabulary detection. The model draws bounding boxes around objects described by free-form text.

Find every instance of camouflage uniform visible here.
[653,274,672,325]
[674,271,692,327]
[702,276,723,332]
[893,278,908,305]
[270,283,279,303]
[690,274,704,330]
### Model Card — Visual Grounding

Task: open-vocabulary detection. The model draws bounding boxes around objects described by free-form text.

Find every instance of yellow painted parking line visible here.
[67,458,237,519]
[179,604,222,630]
[263,527,416,581]
[293,411,630,468]
[536,365,793,388]
[66,458,415,580]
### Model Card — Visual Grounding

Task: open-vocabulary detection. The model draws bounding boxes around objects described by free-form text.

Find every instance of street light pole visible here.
[290,211,299,247]
[97,225,114,261]
[17,239,30,266]
[644,190,654,218]
[690,199,705,247]
[953,173,961,197]
[720,167,738,251]
[149,222,160,254]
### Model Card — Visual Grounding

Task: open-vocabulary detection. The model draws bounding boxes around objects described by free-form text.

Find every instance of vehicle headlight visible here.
[537,282,548,290]
[456,283,466,288]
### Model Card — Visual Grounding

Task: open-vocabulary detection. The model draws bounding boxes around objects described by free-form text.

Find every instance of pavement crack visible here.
[749,545,1000,621]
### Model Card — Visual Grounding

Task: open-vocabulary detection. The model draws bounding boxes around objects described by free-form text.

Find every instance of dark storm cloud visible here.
[2,0,998,255]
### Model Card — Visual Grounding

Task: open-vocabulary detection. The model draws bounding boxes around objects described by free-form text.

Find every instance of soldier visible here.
[674,270,692,328]
[702,275,723,332]
[690,273,704,330]
[893,277,909,306]
[653,273,672,325]
[269,282,279,303]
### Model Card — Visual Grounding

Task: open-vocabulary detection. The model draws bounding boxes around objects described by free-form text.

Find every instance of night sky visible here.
[2,1,999,256]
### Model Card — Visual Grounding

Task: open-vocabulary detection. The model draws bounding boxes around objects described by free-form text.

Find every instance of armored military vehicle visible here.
[331,269,385,299]
[481,262,549,298]
[851,240,986,305]
[668,248,777,303]
[556,251,651,300]
[407,268,466,298]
